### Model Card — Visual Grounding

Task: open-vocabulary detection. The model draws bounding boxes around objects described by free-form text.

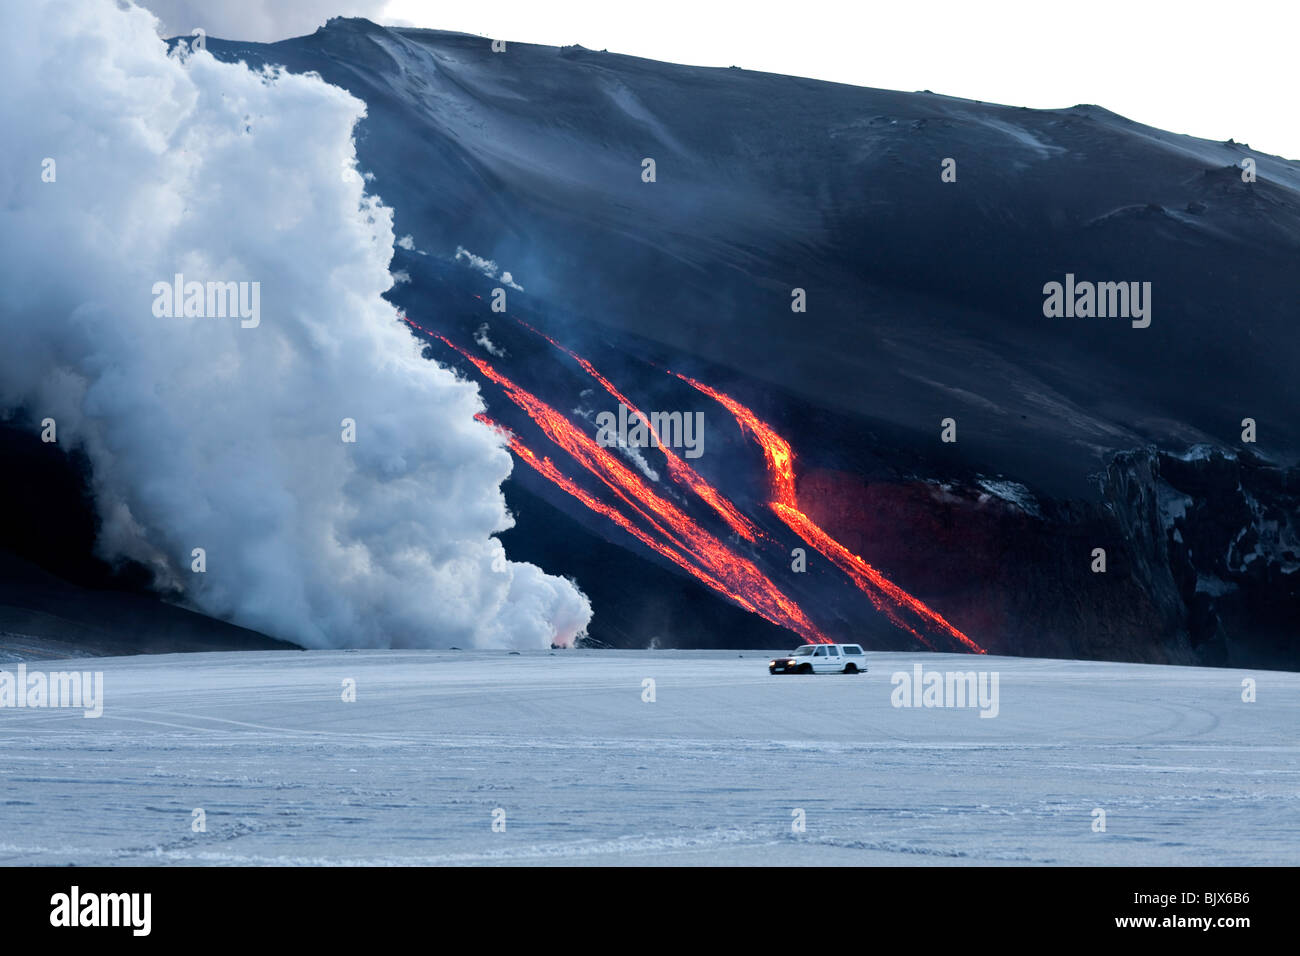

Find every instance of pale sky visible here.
[380,0,1300,160]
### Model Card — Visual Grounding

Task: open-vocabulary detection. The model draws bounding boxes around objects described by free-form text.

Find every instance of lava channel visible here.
[674,372,986,655]
[402,315,831,644]
[514,317,761,544]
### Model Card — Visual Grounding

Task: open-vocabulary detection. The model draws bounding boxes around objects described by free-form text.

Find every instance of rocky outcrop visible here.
[795,447,1297,668]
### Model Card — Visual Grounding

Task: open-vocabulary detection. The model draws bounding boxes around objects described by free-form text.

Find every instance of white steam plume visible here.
[0,0,592,649]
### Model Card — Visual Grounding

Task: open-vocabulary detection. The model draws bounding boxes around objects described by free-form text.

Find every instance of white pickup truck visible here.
[769,643,867,675]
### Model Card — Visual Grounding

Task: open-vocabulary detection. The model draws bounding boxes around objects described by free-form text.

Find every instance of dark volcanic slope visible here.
[211,19,1300,495]
[0,549,297,662]
[0,421,296,662]
[175,20,1300,667]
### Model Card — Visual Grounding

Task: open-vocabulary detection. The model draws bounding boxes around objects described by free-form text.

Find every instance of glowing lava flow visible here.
[514,318,761,543]
[476,412,731,599]
[675,373,986,655]
[402,316,830,644]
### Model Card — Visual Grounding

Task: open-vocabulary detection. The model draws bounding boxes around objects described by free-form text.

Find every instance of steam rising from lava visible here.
[0,0,592,650]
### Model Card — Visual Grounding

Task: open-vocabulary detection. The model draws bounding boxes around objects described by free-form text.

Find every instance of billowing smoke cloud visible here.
[137,0,387,43]
[0,0,592,649]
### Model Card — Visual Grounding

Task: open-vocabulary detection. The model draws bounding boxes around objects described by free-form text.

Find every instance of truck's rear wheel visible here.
[843,663,858,674]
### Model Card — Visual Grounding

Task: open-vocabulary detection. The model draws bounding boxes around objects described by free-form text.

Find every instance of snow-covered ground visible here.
[0,649,1295,865]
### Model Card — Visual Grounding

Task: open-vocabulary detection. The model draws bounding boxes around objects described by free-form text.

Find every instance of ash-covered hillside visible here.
[216,15,1300,503]
[191,19,1300,666]
[5,13,1295,666]
[211,17,1296,667]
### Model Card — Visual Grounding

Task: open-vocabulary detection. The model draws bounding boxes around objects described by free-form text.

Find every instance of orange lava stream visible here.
[476,413,732,599]
[675,372,986,655]
[403,315,830,644]
[514,318,762,544]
